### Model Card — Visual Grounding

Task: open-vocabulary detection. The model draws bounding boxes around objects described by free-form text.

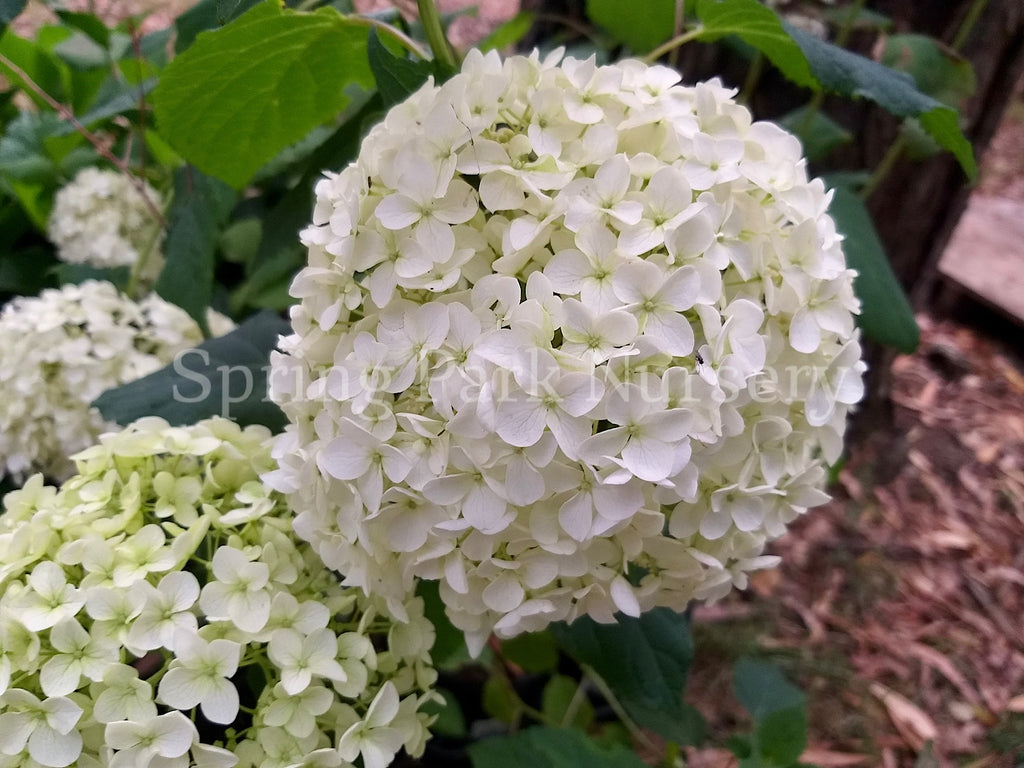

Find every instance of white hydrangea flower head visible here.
[47,167,165,278]
[269,49,866,653]
[0,280,234,481]
[0,417,438,768]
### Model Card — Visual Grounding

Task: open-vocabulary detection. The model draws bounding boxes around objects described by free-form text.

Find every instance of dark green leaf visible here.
[585,0,675,53]
[52,263,130,290]
[483,676,521,724]
[156,166,238,334]
[0,246,55,295]
[479,11,536,53]
[469,727,648,768]
[174,0,222,53]
[53,78,157,136]
[367,29,431,108]
[415,580,470,669]
[827,184,919,352]
[878,33,975,108]
[93,311,290,430]
[733,658,805,721]
[757,705,808,766]
[55,11,110,46]
[420,689,467,738]
[784,23,976,178]
[778,105,851,162]
[695,0,816,88]
[0,0,26,24]
[551,608,704,745]
[0,111,61,183]
[216,0,263,24]
[154,2,375,188]
[501,630,559,674]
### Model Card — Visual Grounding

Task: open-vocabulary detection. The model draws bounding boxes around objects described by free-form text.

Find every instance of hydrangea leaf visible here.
[879,33,976,108]
[367,29,432,109]
[733,658,805,719]
[468,727,648,768]
[694,0,816,88]
[778,105,851,162]
[156,166,238,334]
[733,659,808,766]
[585,0,676,52]
[785,23,976,179]
[550,608,705,746]
[827,184,920,353]
[153,1,374,189]
[93,310,290,431]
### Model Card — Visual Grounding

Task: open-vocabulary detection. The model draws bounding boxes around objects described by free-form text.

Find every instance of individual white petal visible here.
[609,576,641,617]
[199,680,239,725]
[789,308,820,353]
[558,493,593,541]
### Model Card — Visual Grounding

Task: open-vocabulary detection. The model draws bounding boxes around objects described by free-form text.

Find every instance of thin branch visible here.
[643,27,705,65]
[0,52,166,228]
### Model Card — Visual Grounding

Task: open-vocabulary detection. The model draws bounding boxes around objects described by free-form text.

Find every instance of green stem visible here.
[952,0,987,52]
[738,52,764,106]
[584,667,661,753]
[669,0,686,70]
[662,740,681,768]
[860,133,906,200]
[643,26,705,65]
[345,15,431,61]
[417,0,458,71]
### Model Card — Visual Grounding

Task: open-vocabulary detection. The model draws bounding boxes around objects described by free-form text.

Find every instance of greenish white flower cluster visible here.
[0,280,234,482]
[269,49,865,653]
[0,417,438,768]
[47,167,165,279]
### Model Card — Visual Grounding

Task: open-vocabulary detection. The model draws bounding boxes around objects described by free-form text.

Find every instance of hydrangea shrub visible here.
[47,167,165,280]
[0,280,236,482]
[0,417,438,768]
[268,49,866,653]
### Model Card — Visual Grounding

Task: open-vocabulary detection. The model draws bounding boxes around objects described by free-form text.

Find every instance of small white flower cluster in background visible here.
[47,167,165,279]
[0,417,438,768]
[0,280,231,482]
[268,49,866,654]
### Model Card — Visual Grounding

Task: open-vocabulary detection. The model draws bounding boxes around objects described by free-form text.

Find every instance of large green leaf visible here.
[694,0,815,88]
[551,608,704,745]
[585,0,675,53]
[828,184,919,353]
[784,24,976,179]
[155,166,238,334]
[153,1,374,189]
[468,727,647,768]
[93,311,290,430]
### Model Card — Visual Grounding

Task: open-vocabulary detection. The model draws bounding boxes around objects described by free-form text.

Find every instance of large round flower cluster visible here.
[268,49,866,653]
[47,167,165,277]
[0,280,231,481]
[0,417,438,768]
